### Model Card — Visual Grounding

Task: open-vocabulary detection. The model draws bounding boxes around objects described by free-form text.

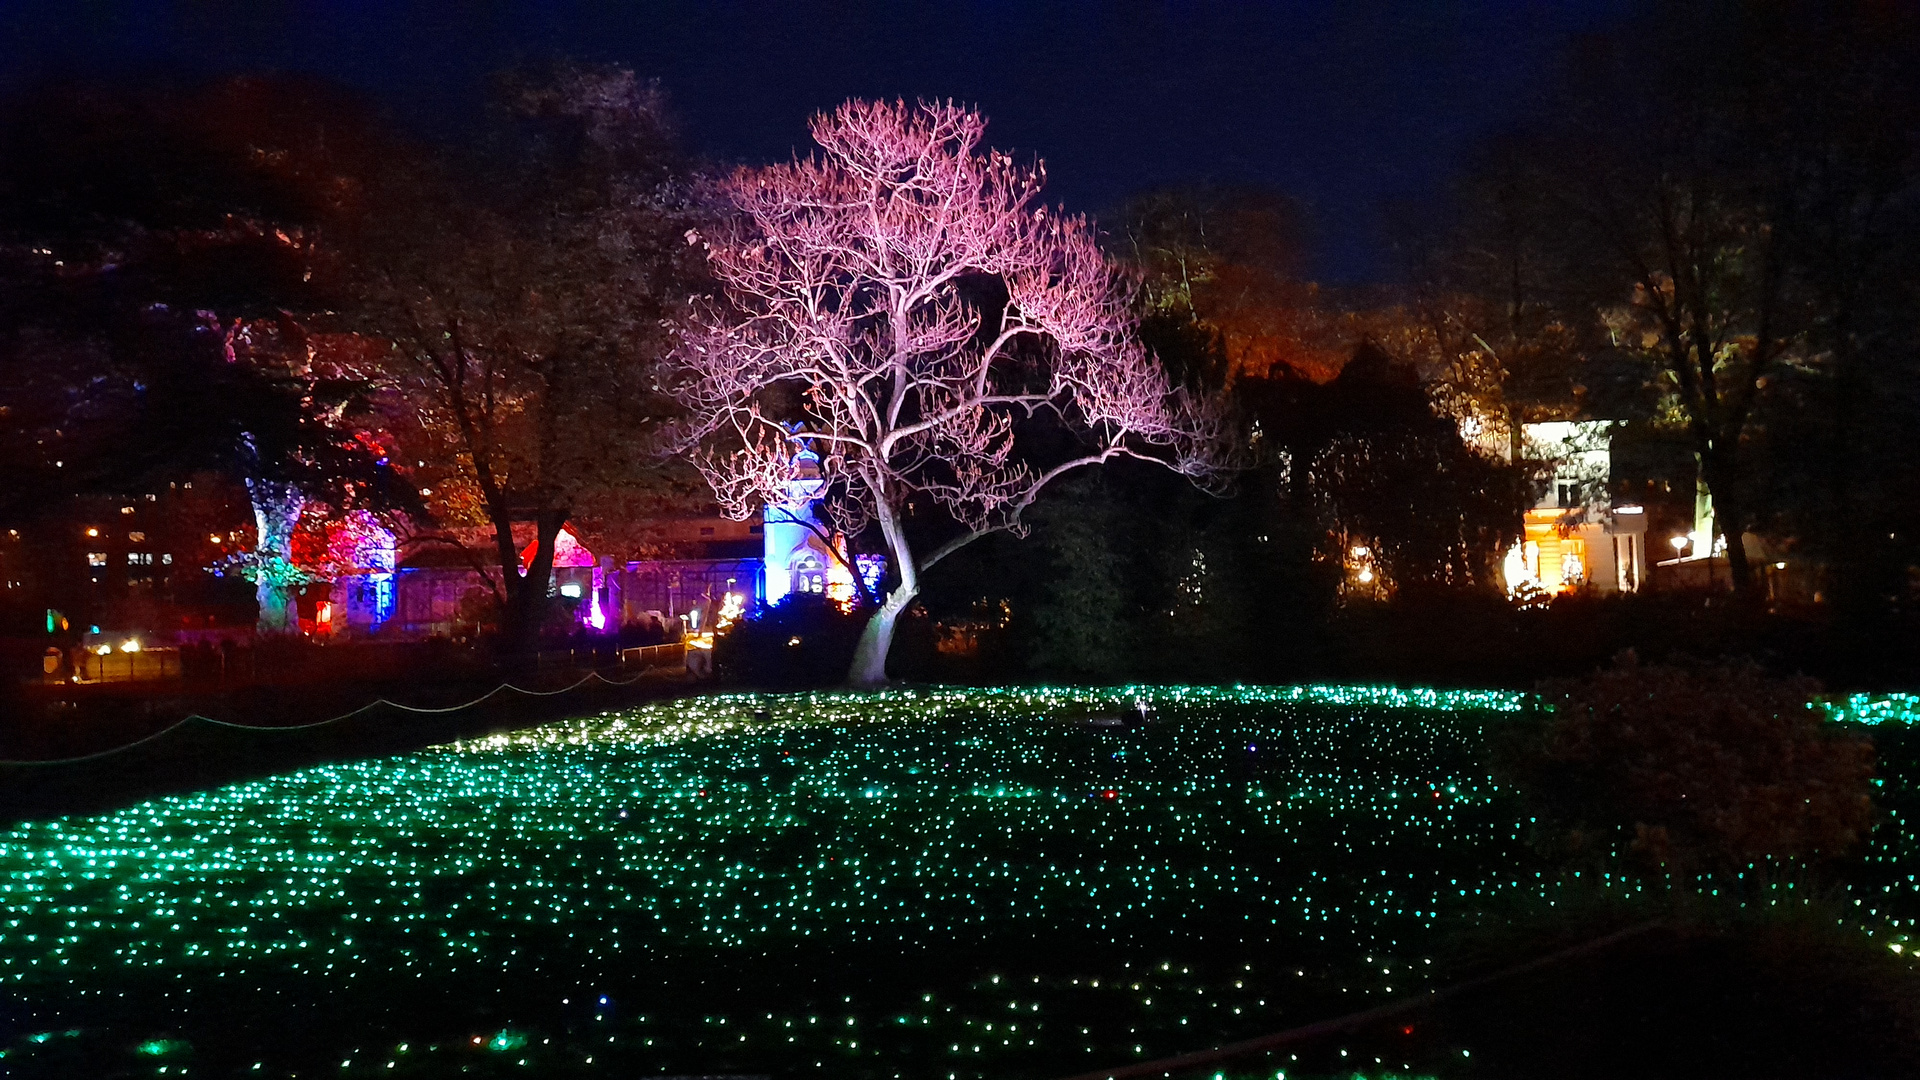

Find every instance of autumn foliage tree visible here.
[678,99,1227,687]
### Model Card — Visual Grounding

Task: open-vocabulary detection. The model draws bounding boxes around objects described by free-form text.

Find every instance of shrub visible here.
[712,595,866,688]
[1497,653,1876,882]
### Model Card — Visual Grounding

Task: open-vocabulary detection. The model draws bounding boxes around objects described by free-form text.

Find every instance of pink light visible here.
[587,590,606,631]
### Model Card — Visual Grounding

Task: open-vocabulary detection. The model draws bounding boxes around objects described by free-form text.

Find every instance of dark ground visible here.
[0,660,695,826]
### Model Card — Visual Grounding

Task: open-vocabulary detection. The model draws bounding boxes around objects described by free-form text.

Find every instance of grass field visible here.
[1,685,1914,1079]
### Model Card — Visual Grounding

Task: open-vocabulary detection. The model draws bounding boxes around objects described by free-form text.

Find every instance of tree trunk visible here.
[502,508,567,657]
[848,588,913,689]
[1702,449,1756,596]
[847,498,919,689]
[246,478,304,638]
[255,578,299,636]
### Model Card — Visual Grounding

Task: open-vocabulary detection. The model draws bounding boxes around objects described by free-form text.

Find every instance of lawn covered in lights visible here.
[2,685,1916,1079]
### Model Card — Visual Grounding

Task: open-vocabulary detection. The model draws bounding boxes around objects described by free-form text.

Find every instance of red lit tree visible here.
[677,100,1227,687]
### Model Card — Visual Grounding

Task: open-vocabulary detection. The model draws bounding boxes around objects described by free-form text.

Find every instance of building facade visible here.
[1502,421,1649,597]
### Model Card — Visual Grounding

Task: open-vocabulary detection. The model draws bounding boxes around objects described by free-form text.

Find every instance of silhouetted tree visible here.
[0,76,411,634]
[342,65,701,653]
[1442,2,1920,595]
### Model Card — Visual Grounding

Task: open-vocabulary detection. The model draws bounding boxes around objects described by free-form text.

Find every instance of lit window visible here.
[129,531,146,542]
[161,553,173,565]
[127,552,153,565]
[87,552,107,566]
[120,506,135,515]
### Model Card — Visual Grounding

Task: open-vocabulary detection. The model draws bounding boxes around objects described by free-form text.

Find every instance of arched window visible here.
[790,552,826,596]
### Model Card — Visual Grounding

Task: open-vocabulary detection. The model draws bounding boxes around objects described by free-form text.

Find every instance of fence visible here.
[49,639,689,688]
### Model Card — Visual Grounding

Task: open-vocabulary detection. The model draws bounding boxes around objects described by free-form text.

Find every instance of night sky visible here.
[2,1,1629,281]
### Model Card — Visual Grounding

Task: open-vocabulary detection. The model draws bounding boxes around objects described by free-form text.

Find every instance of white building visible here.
[1502,421,1649,596]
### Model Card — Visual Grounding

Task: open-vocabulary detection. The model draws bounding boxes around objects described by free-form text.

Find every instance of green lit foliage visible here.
[1499,655,1877,881]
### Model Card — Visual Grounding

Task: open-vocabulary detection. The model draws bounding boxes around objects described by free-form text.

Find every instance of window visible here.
[1557,482,1578,508]
[1561,539,1586,586]
[127,552,153,565]
[790,553,826,595]
[161,553,173,565]
[87,552,107,566]
[128,531,146,542]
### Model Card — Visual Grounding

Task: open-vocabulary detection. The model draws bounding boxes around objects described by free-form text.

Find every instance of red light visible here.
[1102,789,1117,800]
[1401,1025,1415,1035]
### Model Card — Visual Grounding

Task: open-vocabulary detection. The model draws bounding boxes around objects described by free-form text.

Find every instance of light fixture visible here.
[85,527,99,537]
[1775,561,1787,570]
[120,639,141,653]
[1670,536,1689,551]
[559,582,583,599]
[1614,505,1644,515]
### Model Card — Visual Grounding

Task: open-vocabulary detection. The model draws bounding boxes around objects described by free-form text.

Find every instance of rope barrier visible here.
[2,665,675,768]
[1051,921,1661,1080]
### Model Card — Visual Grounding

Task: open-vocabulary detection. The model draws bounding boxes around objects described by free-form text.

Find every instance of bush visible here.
[712,595,866,688]
[1496,653,1876,882]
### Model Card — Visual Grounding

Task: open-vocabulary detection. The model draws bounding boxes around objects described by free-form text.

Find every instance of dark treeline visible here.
[866,1,1920,691]
[0,65,701,655]
[5,2,1920,688]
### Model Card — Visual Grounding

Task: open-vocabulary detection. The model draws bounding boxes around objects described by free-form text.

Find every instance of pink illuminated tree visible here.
[677,99,1229,687]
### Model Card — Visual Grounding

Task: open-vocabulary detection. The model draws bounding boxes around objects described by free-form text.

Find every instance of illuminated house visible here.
[1502,421,1648,596]
[333,443,886,639]
[762,446,834,606]
[761,444,885,610]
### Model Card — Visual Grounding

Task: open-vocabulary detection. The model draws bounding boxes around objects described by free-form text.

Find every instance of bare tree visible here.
[677,99,1227,686]
[347,66,700,652]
